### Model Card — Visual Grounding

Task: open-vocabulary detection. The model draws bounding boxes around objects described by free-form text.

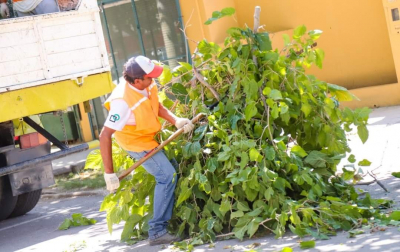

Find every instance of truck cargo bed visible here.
[0,0,114,122]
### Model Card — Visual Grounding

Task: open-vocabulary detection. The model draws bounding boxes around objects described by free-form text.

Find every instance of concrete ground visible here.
[14,105,400,251]
[51,147,96,176]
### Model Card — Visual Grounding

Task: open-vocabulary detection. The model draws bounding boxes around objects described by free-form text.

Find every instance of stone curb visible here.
[41,189,108,199]
[53,160,86,176]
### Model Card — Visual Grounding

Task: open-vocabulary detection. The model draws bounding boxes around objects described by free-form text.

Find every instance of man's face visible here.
[133,76,153,90]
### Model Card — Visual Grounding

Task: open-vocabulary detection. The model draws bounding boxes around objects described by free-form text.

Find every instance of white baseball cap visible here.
[125,56,164,78]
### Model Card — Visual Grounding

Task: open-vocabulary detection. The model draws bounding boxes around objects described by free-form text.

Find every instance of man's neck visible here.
[128,83,145,90]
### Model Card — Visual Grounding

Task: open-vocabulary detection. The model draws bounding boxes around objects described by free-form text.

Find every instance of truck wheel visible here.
[0,176,18,221]
[9,189,42,218]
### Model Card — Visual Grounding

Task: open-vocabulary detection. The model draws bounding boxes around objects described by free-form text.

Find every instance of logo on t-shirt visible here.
[109,114,120,123]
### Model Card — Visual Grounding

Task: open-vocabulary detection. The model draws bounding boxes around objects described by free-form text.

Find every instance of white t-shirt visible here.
[104,85,148,131]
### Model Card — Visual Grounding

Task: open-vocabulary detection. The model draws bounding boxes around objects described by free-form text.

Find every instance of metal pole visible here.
[101,3,120,83]
[174,0,191,64]
[130,0,146,56]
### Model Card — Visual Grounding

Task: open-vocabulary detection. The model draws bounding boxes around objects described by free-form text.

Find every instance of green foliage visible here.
[204,7,236,25]
[300,240,315,249]
[84,139,134,173]
[58,213,96,230]
[392,172,400,178]
[98,24,388,249]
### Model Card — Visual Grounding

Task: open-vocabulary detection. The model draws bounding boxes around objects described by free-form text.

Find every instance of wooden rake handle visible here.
[118,113,206,181]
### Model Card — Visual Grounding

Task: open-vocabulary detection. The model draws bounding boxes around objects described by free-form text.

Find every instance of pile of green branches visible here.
[91,23,397,249]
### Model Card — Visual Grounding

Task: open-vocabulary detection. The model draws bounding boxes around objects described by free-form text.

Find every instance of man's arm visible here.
[99,126,116,174]
[158,103,177,125]
[158,103,194,133]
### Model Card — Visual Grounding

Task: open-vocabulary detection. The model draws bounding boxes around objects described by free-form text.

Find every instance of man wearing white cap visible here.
[99,55,194,245]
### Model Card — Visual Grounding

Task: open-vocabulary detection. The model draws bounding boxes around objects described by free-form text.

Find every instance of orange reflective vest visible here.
[104,82,161,152]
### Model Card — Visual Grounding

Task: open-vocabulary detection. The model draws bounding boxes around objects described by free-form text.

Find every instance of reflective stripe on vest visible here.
[131,97,148,111]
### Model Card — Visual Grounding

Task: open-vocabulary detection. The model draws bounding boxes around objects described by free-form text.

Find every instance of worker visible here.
[0,0,59,18]
[100,56,194,246]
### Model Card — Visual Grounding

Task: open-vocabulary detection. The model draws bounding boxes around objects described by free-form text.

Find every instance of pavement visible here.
[40,105,400,251]
[51,147,97,176]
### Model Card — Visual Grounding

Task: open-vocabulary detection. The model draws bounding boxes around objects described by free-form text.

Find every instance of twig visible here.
[367,170,389,192]
[252,6,261,69]
[193,67,220,100]
[251,6,277,151]
[162,100,179,128]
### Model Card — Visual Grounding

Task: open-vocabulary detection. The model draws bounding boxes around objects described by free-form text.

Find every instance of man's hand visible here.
[0,3,9,18]
[104,173,120,192]
[175,118,194,133]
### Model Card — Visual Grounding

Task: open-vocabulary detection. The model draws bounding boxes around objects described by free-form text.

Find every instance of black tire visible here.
[0,176,18,221]
[9,189,42,218]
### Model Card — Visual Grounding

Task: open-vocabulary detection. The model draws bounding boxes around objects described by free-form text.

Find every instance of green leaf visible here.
[178,62,193,71]
[304,151,328,168]
[121,214,142,241]
[264,146,275,161]
[293,25,307,39]
[282,248,293,252]
[219,199,231,217]
[183,142,201,158]
[237,201,250,212]
[172,83,189,104]
[218,150,231,161]
[234,225,247,240]
[58,219,72,230]
[390,211,400,221]
[300,240,315,249]
[308,30,323,40]
[328,83,357,102]
[255,32,272,51]
[291,145,307,158]
[177,186,192,207]
[357,125,369,144]
[315,48,325,68]
[263,86,271,96]
[231,210,244,219]
[249,148,261,162]
[84,150,103,170]
[206,158,218,172]
[204,7,235,25]
[273,177,286,193]
[271,103,280,119]
[245,101,258,121]
[348,154,356,163]
[221,7,235,16]
[358,159,371,166]
[348,229,364,238]
[392,172,400,178]
[247,219,260,237]
[244,79,259,100]
[301,103,312,117]
[269,89,282,100]
[264,187,274,201]
[283,34,291,46]
[240,152,249,169]
[158,65,172,85]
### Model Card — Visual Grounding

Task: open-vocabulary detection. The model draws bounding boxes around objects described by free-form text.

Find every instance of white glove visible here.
[0,3,9,18]
[175,118,194,133]
[104,173,120,192]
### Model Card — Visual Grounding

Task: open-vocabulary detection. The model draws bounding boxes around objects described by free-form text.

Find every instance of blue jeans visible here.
[128,150,177,240]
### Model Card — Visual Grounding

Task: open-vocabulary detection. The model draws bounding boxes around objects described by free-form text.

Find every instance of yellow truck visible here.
[0,0,113,220]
